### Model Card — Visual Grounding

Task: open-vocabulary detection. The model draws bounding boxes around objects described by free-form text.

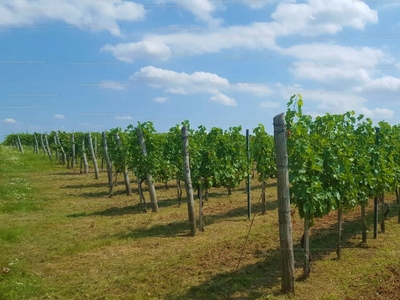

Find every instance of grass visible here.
[1,145,400,299]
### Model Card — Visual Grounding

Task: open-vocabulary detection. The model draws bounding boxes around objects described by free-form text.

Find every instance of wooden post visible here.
[273,113,295,293]
[182,125,197,236]
[82,138,89,174]
[88,132,99,179]
[71,133,75,169]
[44,133,52,161]
[102,131,114,195]
[115,132,132,196]
[39,133,47,155]
[33,133,39,154]
[55,132,66,165]
[54,133,60,162]
[17,135,24,153]
[136,127,158,212]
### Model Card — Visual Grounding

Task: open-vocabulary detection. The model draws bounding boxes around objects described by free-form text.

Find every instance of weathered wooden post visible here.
[136,127,158,212]
[88,132,99,179]
[39,133,47,156]
[182,125,197,236]
[102,131,114,195]
[44,133,52,161]
[17,134,24,153]
[273,113,295,293]
[33,133,39,154]
[81,138,89,174]
[55,132,66,165]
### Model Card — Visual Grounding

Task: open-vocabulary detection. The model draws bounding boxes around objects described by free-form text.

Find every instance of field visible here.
[1,146,400,299]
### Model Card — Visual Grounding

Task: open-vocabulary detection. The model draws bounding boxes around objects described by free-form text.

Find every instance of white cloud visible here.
[154,97,169,103]
[0,0,146,37]
[260,101,279,108]
[102,0,379,63]
[115,116,133,120]
[130,66,274,100]
[130,66,229,94]
[101,40,172,64]
[241,0,296,9]
[360,107,394,119]
[101,22,280,62]
[154,0,223,26]
[100,81,130,90]
[281,45,385,66]
[53,114,65,119]
[2,118,17,123]
[288,61,371,83]
[364,76,400,91]
[272,0,378,36]
[209,93,237,106]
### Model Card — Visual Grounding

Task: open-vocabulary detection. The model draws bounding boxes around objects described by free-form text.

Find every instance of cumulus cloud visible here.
[130,66,273,103]
[364,76,400,92]
[209,93,237,106]
[154,0,223,26]
[272,0,378,36]
[288,61,371,83]
[101,22,280,62]
[53,114,65,119]
[130,66,229,94]
[0,0,146,36]
[100,81,130,90]
[240,0,296,9]
[102,0,378,62]
[281,45,385,67]
[100,40,173,64]
[360,107,394,119]
[2,118,17,123]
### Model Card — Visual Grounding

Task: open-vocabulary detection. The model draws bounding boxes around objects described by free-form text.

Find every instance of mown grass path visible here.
[1,146,400,299]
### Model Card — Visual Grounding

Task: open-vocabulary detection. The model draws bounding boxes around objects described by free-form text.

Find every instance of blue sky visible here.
[1,0,400,142]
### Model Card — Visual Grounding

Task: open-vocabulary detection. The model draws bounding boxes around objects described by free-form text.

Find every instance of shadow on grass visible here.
[111,201,278,240]
[62,182,113,189]
[170,204,397,299]
[116,220,191,239]
[67,202,144,218]
[67,197,180,218]
[170,248,282,300]
[79,189,127,198]
[51,172,82,176]
[203,199,278,222]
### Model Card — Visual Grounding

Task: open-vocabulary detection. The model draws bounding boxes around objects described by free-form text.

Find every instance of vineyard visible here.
[1,95,400,299]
